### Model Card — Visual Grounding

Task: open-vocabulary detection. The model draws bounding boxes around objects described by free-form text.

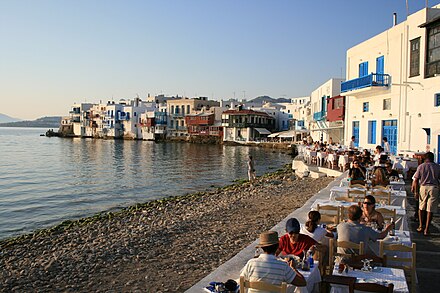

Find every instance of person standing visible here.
[411,152,440,236]
[349,136,356,149]
[247,155,256,183]
[383,137,391,154]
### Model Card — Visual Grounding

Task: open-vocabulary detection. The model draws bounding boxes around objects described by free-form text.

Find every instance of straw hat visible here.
[256,231,279,247]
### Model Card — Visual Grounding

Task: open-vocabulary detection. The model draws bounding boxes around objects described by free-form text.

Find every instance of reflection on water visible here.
[0,127,290,239]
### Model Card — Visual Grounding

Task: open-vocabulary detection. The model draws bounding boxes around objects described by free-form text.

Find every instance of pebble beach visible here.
[0,165,332,292]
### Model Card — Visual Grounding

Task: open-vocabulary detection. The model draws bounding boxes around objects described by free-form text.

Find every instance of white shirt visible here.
[300,226,328,243]
[384,142,390,153]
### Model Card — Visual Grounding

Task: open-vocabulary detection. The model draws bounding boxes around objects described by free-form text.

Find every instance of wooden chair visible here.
[372,190,391,205]
[339,206,351,222]
[376,207,397,222]
[239,276,287,293]
[354,282,394,293]
[321,275,356,293]
[347,189,366,201]
[335,196,355,203]
[329,238,365,271]
[379,241,416,293]
[317,204,340,225]
[373,185,391,191]
[350,183,367,189]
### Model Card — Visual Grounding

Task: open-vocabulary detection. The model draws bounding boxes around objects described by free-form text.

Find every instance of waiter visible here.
[411,152,440,236]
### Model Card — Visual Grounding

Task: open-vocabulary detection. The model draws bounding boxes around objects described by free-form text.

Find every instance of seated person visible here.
[372,167,390,187]
[240,231,306,288]
[300,211,334,243]
[348,160,366,185]
[385,162,399,179]
[361,150,372,166]
[276,218,317,258]
[360,195,385,230]
[336,205,394,255]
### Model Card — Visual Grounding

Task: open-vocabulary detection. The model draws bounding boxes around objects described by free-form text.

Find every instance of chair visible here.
[372,190,391,205]
[373,185,391,191]
[376,207,397,222]
[350,183,366,189]
[317,204,340,225]
[321,275,356,293]
[335,196,355,203]
[329,239,365,271]
[379,241,416,293]
[354,282,394,293]
[239,276,287,293]
[347,189,367,200]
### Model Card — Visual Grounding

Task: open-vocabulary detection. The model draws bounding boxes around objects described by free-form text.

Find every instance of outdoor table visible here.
[331,266,409,293]
[338,155,348,170]
[239,260,321,293]
[317,152,327,167]
[327,153,337,168]
[310,199,407,231]
[329,186,407,208]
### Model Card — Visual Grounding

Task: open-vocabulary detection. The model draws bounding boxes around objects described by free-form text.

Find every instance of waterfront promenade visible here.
[188,158,440,293]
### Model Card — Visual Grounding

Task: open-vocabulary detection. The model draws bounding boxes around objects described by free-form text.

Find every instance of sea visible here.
[0,127,292,240]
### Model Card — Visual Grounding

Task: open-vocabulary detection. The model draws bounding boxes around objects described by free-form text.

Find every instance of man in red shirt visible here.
[276,218,317,258]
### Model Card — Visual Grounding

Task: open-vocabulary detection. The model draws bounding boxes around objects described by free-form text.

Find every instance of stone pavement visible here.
[405,183,440,293]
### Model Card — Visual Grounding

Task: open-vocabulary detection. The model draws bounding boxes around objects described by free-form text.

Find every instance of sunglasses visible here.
[363,202,374,205]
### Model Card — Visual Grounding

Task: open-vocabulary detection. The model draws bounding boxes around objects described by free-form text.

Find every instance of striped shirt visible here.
[240,254,296,292]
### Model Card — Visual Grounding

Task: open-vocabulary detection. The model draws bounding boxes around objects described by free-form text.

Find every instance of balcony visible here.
[313,111,326,121]
[341,73,390,97]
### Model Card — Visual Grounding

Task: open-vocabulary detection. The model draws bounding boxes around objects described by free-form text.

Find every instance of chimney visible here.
[393,13,397,26]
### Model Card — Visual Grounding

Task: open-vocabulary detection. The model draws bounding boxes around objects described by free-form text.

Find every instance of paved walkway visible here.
[405,183,440,293]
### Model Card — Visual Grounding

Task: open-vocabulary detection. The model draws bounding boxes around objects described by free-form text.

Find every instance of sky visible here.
[1,0,440,120]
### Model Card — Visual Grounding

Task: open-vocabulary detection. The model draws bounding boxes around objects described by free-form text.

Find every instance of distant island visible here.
[0,116,62,128]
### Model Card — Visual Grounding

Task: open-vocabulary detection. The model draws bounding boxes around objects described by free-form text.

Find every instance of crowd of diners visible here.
[239,138,440,290]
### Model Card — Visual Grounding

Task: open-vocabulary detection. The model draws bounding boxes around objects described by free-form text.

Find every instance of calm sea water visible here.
[0,127,291,240]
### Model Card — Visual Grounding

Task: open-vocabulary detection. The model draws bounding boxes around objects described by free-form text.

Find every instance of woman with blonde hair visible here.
[372,167,389,187]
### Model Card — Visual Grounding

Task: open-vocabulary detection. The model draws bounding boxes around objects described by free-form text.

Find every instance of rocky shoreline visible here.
[0,165,332,292]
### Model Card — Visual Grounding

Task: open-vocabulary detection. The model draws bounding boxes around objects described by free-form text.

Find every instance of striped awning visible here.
[254,128,271,135]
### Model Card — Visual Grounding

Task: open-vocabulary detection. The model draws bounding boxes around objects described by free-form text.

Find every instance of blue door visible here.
[382,120,398,155]
[353,121,360,147]
[376,56,384,83]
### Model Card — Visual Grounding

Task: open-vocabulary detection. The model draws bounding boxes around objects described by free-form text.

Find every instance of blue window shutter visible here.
[372,121,376,144]
[376,56,384,74]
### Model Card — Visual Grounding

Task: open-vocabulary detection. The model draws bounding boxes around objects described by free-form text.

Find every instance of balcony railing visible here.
[341,73,390,93]
[313,111,326,121]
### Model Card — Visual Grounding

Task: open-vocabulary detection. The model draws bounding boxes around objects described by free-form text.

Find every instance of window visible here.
[383,98,391,110]
[435,93,440,107]
[334,97,343,109]
[426,22,440,77]
[410,37,420,77]
[359,61,369,77]
[368,121,377,144]
[363,102,369,112]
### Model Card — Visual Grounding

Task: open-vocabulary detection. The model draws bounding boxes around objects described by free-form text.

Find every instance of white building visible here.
[342,5,440,160]
[310,78,345,143]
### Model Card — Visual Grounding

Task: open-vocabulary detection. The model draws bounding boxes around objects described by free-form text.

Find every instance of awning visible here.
[310,125,344,131]
[268,133,280,138]
[254,128,271,135]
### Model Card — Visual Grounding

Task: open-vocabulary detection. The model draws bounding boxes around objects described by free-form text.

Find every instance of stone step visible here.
[309,171,326,178]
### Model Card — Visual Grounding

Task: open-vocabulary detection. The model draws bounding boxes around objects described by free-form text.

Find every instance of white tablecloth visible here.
[338,155,348,167]
[294,260,321,293]
[331,266,409,293]
[311,199,407,230]
[329,186,407,208]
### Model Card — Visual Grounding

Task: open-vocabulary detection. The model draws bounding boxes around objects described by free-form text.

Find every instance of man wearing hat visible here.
[240,231,306,289]
[276,218,317,258]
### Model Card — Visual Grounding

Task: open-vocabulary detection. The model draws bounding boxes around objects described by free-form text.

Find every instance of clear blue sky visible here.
[1,0,439,119]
